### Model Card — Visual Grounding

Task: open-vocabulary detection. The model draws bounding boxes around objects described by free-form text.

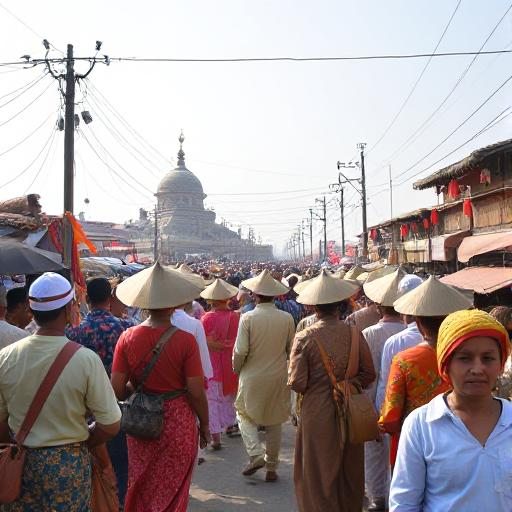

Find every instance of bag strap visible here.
[315,339,339,389]
[16,342,81,446]
[135,325,178,392]
[346,324,360,380]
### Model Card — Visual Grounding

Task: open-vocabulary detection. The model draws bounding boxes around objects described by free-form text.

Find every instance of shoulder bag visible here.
[315,325,379,445]
[120,325,187,440]
[0,342,81,503]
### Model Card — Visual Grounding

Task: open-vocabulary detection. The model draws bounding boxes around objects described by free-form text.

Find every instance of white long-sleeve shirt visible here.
[171,308,213,379]
[375,322,422,412]
[390,394,512,511]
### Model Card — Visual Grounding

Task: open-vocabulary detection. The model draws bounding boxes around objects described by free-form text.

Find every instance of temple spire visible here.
[177,130,185,167]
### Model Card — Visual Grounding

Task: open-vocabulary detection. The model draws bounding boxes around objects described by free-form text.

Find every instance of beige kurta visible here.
[288,317,376,512]
[233,302,295,426]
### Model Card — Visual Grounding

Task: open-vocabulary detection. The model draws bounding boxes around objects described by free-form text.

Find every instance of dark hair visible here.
[255,294,274,303]
[86,277,112,305]
[31,305,66,325]
[6,287,28,311]
[379,305,400,317]
[416,316,446,338]
[315,301,342,316]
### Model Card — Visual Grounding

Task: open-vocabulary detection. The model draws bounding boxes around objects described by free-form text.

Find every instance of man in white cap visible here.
[375,274,424,413]
[0,272,121,509]
[233,269,296,482]
[0,285,27,350]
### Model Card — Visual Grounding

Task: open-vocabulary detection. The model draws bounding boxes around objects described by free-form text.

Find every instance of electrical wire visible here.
[79,127,155,200]
[367,0,462,155]
[85,80,170,166]
[392,70,512,183]
[0,79,53,128]
[379,2,512,167]
[0,72,45,102]
[0,109,56,158]
[23,127,57,194]
[0,127,56,189]
[209,186,327,196]
[397,104,512,186]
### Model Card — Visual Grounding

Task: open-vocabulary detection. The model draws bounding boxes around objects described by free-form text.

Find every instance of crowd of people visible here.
[0,258,511,511]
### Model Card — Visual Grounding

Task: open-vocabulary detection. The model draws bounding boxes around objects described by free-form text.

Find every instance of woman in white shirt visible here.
[390,309,512,512]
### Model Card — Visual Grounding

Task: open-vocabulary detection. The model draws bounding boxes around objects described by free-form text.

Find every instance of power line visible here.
[208,186,327,196]
[397,104,512,186]
[380,2,512,167]
[24,128,58,194]
[393,70,512,183]
[367,0,462,155]
[0,79,53,128]
[0,109,56,158]
[0,127,56,189]
[0,72,45,102]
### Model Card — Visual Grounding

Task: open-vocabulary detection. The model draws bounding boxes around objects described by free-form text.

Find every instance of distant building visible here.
[155,133,273,261]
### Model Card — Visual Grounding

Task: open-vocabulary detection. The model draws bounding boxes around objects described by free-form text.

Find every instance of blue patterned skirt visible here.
[0,443,91,512]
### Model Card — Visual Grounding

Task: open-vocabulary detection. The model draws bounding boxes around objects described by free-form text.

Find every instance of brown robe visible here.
[288,317,376,512]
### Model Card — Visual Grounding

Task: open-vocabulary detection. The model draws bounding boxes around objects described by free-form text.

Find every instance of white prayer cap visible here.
[29,273,74,312]
[397,274,423,299]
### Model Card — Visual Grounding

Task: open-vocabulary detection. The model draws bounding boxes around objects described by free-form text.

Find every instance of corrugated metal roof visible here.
[413,138,512,190]
[440,266,512,294]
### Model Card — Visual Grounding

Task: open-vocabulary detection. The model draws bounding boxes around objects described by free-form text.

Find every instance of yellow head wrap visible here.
[437,309,510,383]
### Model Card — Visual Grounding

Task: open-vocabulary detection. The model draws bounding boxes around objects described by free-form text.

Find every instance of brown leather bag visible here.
[0,342,81,503]
[316,325,379,445]
[90,444,119,512]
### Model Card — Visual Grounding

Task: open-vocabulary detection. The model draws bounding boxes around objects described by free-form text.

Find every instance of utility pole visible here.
[301,220,306,260]
[309,209,313,260]
[63,44,75,214]
[389,164,393,219]
[153,205,159,261]
[329,180,345,257]
[314,197,327,262]
[358,142,368,258]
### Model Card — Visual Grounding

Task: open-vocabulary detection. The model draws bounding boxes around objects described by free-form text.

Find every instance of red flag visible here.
[431,209,439,225]
[463,198,473,217]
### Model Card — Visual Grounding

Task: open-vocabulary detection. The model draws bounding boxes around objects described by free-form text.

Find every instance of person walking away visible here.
[361,269,408,511]
[111,262,210,512]
[65,277,129,506]
[390,309,512,511]
[380,276,473,467]
[0,272,121,510]
[489,306,512,399]
[233,269,295,482]
[200,278,240,449]
[289,270,375,512]
[0,286,27,350]
[374,275,424,414]
[5,286,32,330]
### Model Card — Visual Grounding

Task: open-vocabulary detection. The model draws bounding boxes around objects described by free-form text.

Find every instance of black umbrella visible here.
[0,239,64,275]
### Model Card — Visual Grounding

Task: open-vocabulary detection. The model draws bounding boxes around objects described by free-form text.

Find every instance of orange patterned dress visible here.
[379,343,450,466]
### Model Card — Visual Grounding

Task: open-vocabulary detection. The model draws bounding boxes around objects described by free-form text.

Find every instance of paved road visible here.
[189,422,298,511]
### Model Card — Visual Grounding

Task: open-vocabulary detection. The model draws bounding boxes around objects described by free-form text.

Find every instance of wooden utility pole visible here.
[153,205,158,261]
[301,220,306,260]
[358,142,368,258]
[309,209,313,260]
[63,44,75,214]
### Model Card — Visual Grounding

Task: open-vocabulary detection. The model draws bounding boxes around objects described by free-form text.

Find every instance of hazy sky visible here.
[1,1,511,256]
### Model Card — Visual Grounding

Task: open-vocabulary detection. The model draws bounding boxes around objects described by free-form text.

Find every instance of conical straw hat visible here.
[363,268,407,307]
[116,261,204,309]
[344,265,365,281]
[177,264,207,287]
[365,265,398,284]
[179,263,193,273]
[295,269,361,305]
[393,275,473,317]
[200,278,239,301]
[241,269,289,296]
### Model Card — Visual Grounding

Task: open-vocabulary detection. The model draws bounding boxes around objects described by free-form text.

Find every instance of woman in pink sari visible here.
[111,262,210,512]
[200,278,240,449]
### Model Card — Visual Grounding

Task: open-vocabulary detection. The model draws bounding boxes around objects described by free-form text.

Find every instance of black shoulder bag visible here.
[120,325,187,439]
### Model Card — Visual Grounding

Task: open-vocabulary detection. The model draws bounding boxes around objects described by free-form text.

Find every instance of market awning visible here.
[431,230,470,261]
[403,238,430,263]
[440,266,512,294]
[457,231,512,263]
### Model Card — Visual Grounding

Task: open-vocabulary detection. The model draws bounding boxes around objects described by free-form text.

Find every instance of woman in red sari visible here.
[111,262,210,512]
[200,278,240,449]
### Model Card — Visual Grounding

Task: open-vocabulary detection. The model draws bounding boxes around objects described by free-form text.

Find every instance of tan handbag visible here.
[0,342,81,503]
[90,444,120,512]
[315,325,379,445]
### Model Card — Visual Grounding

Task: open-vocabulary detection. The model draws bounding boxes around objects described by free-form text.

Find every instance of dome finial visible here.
[177,130,185,167]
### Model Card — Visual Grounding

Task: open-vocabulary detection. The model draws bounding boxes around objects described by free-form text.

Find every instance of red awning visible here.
[440,267,512,294]
[457,231,512,263]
